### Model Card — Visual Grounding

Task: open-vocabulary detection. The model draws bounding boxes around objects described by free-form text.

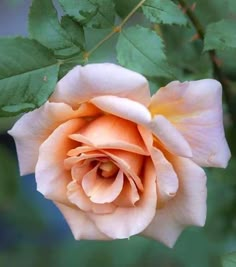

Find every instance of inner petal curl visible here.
[82,165,124,204]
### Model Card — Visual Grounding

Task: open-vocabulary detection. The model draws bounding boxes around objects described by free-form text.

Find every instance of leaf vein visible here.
[0,62,58,81]
[121,31,160,68]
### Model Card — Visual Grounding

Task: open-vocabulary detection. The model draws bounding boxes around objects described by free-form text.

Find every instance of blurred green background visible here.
[1,0,236,266]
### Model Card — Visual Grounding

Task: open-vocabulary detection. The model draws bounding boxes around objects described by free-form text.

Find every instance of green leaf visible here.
[29,0,81,57]
[29,0,73,49]
[184,0,230,25]
[55,16,86,58]
[222,252,236,267]
[204,19,236,51]
[58,27,118,78]
[148,79,160,95]
[58,57,84,79]
[58,0,115,28]
[114,0,140,18]
[147,77,170,95]
[116,26,172,78]
[61,16,85,49]
[84,27,118,63]
[142,0,187,25]
[0,37,59,117]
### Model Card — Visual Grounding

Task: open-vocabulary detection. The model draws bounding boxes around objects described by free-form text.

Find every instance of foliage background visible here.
[0,0,236,266]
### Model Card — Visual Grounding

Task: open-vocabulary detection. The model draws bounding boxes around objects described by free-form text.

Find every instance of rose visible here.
[9,63,230,247]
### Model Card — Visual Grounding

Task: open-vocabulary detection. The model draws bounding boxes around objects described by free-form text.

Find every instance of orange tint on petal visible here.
[67,180,116,214]
[114,178,140,207]
[64,151,105,170]
[138,124,179,207]
[8,102,82,175]
[70,115,148,155]
[35,118,86,204]
[103,149,144,191]
[82,167,124,204]
[91,96,152,126]
[88,158,157,239]
[71,162,93,182]
[67,146,96,157]
[151,147,179,207]
[77,102,102,117]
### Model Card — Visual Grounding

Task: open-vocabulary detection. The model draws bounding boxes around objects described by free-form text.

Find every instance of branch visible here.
[63,0,146,64]
[178,0,236,125]
[85,0,146,59]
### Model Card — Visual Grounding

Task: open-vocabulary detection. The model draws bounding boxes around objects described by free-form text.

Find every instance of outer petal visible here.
[142,156,207,247]
[50,63,151,107]
[150,79,231,167]
[91,96,152,126]
[55,202,109,240]
[91,96,192,158]
[138,125,179,206]
[89,158,157,239]
[35,119,86,203]
[8,102,79,175]
[151,148,179,206]
[150,115,192,158]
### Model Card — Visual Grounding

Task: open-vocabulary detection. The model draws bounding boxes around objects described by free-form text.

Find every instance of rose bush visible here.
[9,63,231,247]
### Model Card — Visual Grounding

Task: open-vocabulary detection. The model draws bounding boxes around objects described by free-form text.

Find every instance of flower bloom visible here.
[9,63,230,247]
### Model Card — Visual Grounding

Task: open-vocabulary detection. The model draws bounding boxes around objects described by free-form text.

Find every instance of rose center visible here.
[98,161,119,178]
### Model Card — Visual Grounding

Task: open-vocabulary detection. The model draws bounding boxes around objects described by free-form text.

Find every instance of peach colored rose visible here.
[9,63,230,247]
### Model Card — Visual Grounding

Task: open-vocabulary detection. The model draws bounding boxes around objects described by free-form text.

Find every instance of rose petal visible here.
[76,102,102,117]
[151,147,179,207]
[65,148,144,192]
[114,178,140,207]
[150,115,192,158]
[50,63,150,107]
[142,156,207,247]
[64,151,105,170]
[137,125,153,149]
[138,126,179,205]
[103,149,144,192]
[82,169,124,204]
[71,161,93,182]
[67,180,116,214]
[68,146,97,157]
[8,102,79,175]
[70,114,148,155]
[150,79,231,167]
[35,119,86,203]
[89,158,157,239]
[91,96,152,126]
[55,202,109,240]
[91,97,192,159]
